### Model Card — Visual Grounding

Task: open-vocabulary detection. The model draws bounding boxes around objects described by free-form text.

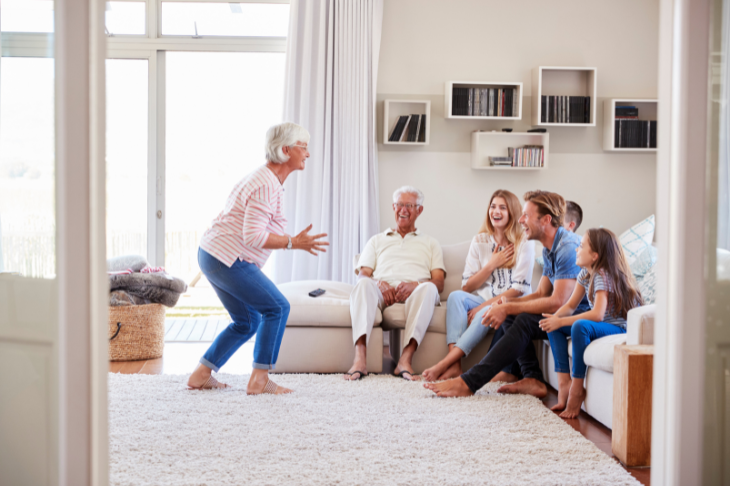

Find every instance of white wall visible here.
[376,0,659,245]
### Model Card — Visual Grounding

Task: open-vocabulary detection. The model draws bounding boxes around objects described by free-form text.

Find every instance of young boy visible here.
[564,200,583,232]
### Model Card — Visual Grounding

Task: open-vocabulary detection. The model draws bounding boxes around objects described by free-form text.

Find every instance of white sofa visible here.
[272,241,656,430]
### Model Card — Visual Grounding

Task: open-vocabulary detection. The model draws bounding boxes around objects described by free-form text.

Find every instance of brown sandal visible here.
[248,379,282,395]
[187,374,230,390]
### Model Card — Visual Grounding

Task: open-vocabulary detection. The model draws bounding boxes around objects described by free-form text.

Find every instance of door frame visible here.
[653,0,712,483]
[55,0,108,484]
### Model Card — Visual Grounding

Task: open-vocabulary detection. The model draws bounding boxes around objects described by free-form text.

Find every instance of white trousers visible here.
[350,278,440,350]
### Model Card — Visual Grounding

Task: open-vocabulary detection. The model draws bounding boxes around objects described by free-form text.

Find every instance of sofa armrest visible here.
[626,304,656,345]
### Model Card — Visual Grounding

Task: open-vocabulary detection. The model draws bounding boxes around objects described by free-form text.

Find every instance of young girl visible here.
[539,228,643,418]
[422,190,534,382]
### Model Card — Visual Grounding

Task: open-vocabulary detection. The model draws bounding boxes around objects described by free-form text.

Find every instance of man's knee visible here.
[414,281,438,298]
[353,277,378,292]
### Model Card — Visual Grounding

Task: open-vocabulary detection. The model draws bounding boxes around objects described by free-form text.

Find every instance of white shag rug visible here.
[109,373,640,486]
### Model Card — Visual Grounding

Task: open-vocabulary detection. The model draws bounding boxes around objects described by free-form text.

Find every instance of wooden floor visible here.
[111,342,650,486]
[164,318,229,342]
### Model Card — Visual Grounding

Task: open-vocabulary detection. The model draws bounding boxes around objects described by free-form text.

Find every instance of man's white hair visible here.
[265,122,311,164]
[392,185,424,206]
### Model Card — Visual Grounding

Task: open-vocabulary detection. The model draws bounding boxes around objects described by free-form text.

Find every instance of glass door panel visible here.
[106,58,149,260]
[165,51,285,285]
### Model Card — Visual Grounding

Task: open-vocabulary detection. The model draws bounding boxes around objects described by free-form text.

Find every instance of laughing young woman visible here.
[421,190,535,382]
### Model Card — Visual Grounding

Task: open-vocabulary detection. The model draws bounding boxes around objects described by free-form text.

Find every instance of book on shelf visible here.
[614,119,657,148]
[505,145,544,167]
[388,114,427,143]
[452,86,518,117]
[489,156,513,166]
[540,96,591,123]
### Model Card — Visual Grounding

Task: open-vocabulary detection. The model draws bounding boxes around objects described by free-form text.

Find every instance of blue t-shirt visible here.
[542,227,591,313]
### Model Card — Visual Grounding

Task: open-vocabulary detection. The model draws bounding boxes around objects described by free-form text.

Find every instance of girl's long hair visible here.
[477,189,524,269]
[585,228,644,318]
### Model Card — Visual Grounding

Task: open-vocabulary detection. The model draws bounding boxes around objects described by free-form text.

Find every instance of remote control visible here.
[308,288,326,297]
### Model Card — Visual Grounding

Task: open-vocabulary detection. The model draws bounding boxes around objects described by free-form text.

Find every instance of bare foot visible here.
[423,377,474,397]
[246,377,292,395]
[489,371,518,384]
[559,384,586,419]
[187,364,230,389]
[551,374,571,411]
[422,361,448,382]
[436,361,463,381]
[497,378,548,398]
[394,363,419,381]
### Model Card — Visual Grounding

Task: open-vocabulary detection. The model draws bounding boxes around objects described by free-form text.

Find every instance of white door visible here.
[0,0,108,485]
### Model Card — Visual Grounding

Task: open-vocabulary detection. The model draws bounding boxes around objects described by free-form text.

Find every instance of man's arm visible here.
[359,267,398,307]
[394,268,445,302]
[483,277,576,329]
[501,275,553,304]
[503,278,575,315]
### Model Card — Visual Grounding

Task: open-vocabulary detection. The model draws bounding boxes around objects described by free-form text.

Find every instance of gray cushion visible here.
[107,254,148,273]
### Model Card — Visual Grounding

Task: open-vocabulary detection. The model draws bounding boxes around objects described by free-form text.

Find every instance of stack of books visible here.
[388,114,427,142]
[614,106,657,148]
[489,156,513,167]
[507,145,544,167]
[452,87,518,117]
[540,96,591,123]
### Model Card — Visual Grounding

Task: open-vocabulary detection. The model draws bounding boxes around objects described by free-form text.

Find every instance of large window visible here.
[1,0,288,289]
[106,58,149,260]
[165,51,285,281]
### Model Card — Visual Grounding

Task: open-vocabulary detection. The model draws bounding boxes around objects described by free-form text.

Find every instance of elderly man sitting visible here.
[344,186,446,381]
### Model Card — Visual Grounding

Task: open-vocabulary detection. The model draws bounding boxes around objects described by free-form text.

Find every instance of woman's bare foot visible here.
[436,361,463,381]
[187,363,230,389]
[497,378,548,398]
[246,369,292,395]
[489,371,518,384]
[422,361,449,382]
[559,380,586,419]
[423,377,474,397]
[551,373,571,411]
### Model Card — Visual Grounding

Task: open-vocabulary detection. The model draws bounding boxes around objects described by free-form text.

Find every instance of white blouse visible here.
[461,233,536,301]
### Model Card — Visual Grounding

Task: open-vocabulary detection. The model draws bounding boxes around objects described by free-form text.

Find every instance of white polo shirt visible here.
[356,228,446,287]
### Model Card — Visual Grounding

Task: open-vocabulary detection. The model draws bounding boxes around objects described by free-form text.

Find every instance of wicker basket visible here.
[109,304,166,361]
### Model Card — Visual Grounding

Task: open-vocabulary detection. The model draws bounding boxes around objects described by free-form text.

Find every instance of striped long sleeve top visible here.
[199,165,286,268]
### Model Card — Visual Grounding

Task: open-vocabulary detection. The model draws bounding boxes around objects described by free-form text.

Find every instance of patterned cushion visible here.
[619,215,655,265]
[630,245,658,278]
[638,267,657,305]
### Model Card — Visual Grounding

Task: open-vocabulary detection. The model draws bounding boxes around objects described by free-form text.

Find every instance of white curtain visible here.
[719,0,730,250]
[274,0,383,284]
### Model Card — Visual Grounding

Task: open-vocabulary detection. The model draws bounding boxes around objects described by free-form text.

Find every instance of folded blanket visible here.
[110,290,152,306]
[109,272,188,307]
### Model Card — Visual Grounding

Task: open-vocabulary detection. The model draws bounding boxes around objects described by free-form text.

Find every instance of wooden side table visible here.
[612,344,653,467]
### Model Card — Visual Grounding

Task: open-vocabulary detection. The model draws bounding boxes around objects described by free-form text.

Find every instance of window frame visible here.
[1,0,289,266]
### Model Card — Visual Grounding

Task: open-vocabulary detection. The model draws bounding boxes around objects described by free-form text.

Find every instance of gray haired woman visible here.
[187,122,328,394]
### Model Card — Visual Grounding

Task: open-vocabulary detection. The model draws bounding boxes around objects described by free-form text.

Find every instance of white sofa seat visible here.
[271,280,384,373]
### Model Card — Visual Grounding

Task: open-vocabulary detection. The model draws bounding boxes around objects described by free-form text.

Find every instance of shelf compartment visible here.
[383,99,430,145]
[471,131,549,170]
[445,81,522,120]
[531,66,597,126]
[603,99,658,152]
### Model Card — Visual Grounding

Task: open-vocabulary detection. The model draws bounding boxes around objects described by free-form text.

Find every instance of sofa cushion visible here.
[440,241,471,301]
[638,266,657,305]
[583,333,627,373]
[278,280,382,328]
[619,214,655,265]
[381,303,446,333]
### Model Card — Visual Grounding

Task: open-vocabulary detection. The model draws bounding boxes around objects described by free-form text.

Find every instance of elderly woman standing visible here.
[187,122,328,394]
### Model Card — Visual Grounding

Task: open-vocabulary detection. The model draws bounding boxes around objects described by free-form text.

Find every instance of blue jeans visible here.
[548,319,626,379]
[446,291,492,356]
[198,248,290,371]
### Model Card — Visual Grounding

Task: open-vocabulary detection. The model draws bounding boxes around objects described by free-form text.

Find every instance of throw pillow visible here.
[630,245,658,279]
[107,254,149,273]
[638,266,657,305]
[620,215,655,265]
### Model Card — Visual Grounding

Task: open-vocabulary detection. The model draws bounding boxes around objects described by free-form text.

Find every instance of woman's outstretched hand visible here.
[292,224,329,255]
